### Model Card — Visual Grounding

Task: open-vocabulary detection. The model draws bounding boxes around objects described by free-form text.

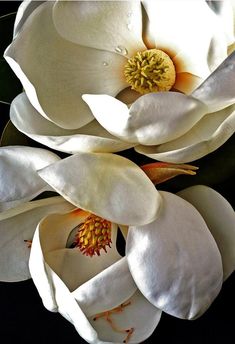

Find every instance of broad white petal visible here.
[135,104,235,163]
[178,185,235,281]
[13,0,45,37]
[0,197,74,282]
[0,146,60,211]
[90,290,162,344]
[5,2,127,129]
[192,51,235,112]
[72,257,137,316]
[143,0,228,78]
[126,191,223,319]
[53,0,146,57]
[10,93,134,154]
[30,210,161,343]
[83,93,208,145]
[38,153,162,226]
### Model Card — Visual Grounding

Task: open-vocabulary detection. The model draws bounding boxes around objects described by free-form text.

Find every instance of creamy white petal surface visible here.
[142,0,228,78]
[10,93,134,154]
[0,146,60,211]
[29,209,162,343]
[135,104,235,163]
[82,93,208,145]
[38,153,161,226]
[178,185,235,281]
[126,191,223,319]
[53,0,145,57]
[192,51,235,112]
[13,0,45,37]
[0,197,74,282]
[5,2,127,129]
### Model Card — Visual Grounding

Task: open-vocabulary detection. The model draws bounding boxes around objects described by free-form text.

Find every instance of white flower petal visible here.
[83,93,208,145]
[0,146,60,211]
[135,104,235,163]
[13,0,45,37]
[72,257,137,317]
[177,185,235,281]
[126,191,223,319]
[38,153,162,226]
[53,0,146,57]
[29,210,161,343]
[143,0,228,78]
[10,93,134,154]
[5,2,127,129]
[0,197,74,282]
[90,290,162,344]
[192,51,235,112]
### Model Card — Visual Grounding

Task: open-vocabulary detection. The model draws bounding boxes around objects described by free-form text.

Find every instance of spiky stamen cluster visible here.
[73,214,112,257]
[93,301,134,343]
[124,48,176,94]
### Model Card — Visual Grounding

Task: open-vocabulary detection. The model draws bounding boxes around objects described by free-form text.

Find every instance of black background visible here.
[0,1,234,343]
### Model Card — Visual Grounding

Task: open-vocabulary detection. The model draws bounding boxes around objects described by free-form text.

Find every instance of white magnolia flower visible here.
[0,147,235,343]
[5,1,235,156]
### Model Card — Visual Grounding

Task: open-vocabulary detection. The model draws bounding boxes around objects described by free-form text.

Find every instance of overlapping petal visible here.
[83,93,208,145]
[4,2,128,129]
[142,0,228,77]
[38,152,162,226]
[10,93,134,154]
[29,208,162,343]
[0,146,59,211]
[126,191,223,319]
[53,0,145,57]
[0,196,74,282]
[178,185,235,281]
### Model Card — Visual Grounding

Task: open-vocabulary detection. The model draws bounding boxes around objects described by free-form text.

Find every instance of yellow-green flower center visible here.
[124,49,176,94]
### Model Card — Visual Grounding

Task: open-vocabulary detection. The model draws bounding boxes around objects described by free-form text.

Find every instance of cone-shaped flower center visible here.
[73,214,112,257]
[124,49,176,94]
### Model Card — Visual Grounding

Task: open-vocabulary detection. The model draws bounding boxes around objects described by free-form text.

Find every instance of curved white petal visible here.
[90,290,162,344]
[29,209,161,343]
[13,0,45,37]
[192,51,235,112]
[38,153,162,226]
[10,93,134,154]
[135,104,235,163]
[83,93,208,145]
[0,146,60,211]
[126,191,223,319]
[177,185,235,281]
[0,197,74,282]
[143,0,228,78]
[53,0,146,57]
[5,2,127,129]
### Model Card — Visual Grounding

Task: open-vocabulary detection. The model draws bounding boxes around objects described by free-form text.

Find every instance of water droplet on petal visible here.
[127,12,132,17]
[127,23,133,31]
[115,45,128,56]
[102,61,109,66]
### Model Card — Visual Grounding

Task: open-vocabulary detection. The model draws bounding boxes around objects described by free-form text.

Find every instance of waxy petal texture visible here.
[53,0,145,57]
[178,185,235,281]
[0,146,59,211]
[5,2,127,129]
[10,93,134,154]
[29,208,161,343]
[0,197,74,282]
[83,93,208,145]
[38,153,162,226]
[126,191,223,319]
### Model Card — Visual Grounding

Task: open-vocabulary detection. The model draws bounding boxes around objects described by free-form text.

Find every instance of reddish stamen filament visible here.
[93,301,134,343]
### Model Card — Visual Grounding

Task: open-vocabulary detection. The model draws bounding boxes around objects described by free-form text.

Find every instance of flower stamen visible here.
[93,301,134,343]
[124,49,176,94]
[72,214,112,257]
[24,239,32,248]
